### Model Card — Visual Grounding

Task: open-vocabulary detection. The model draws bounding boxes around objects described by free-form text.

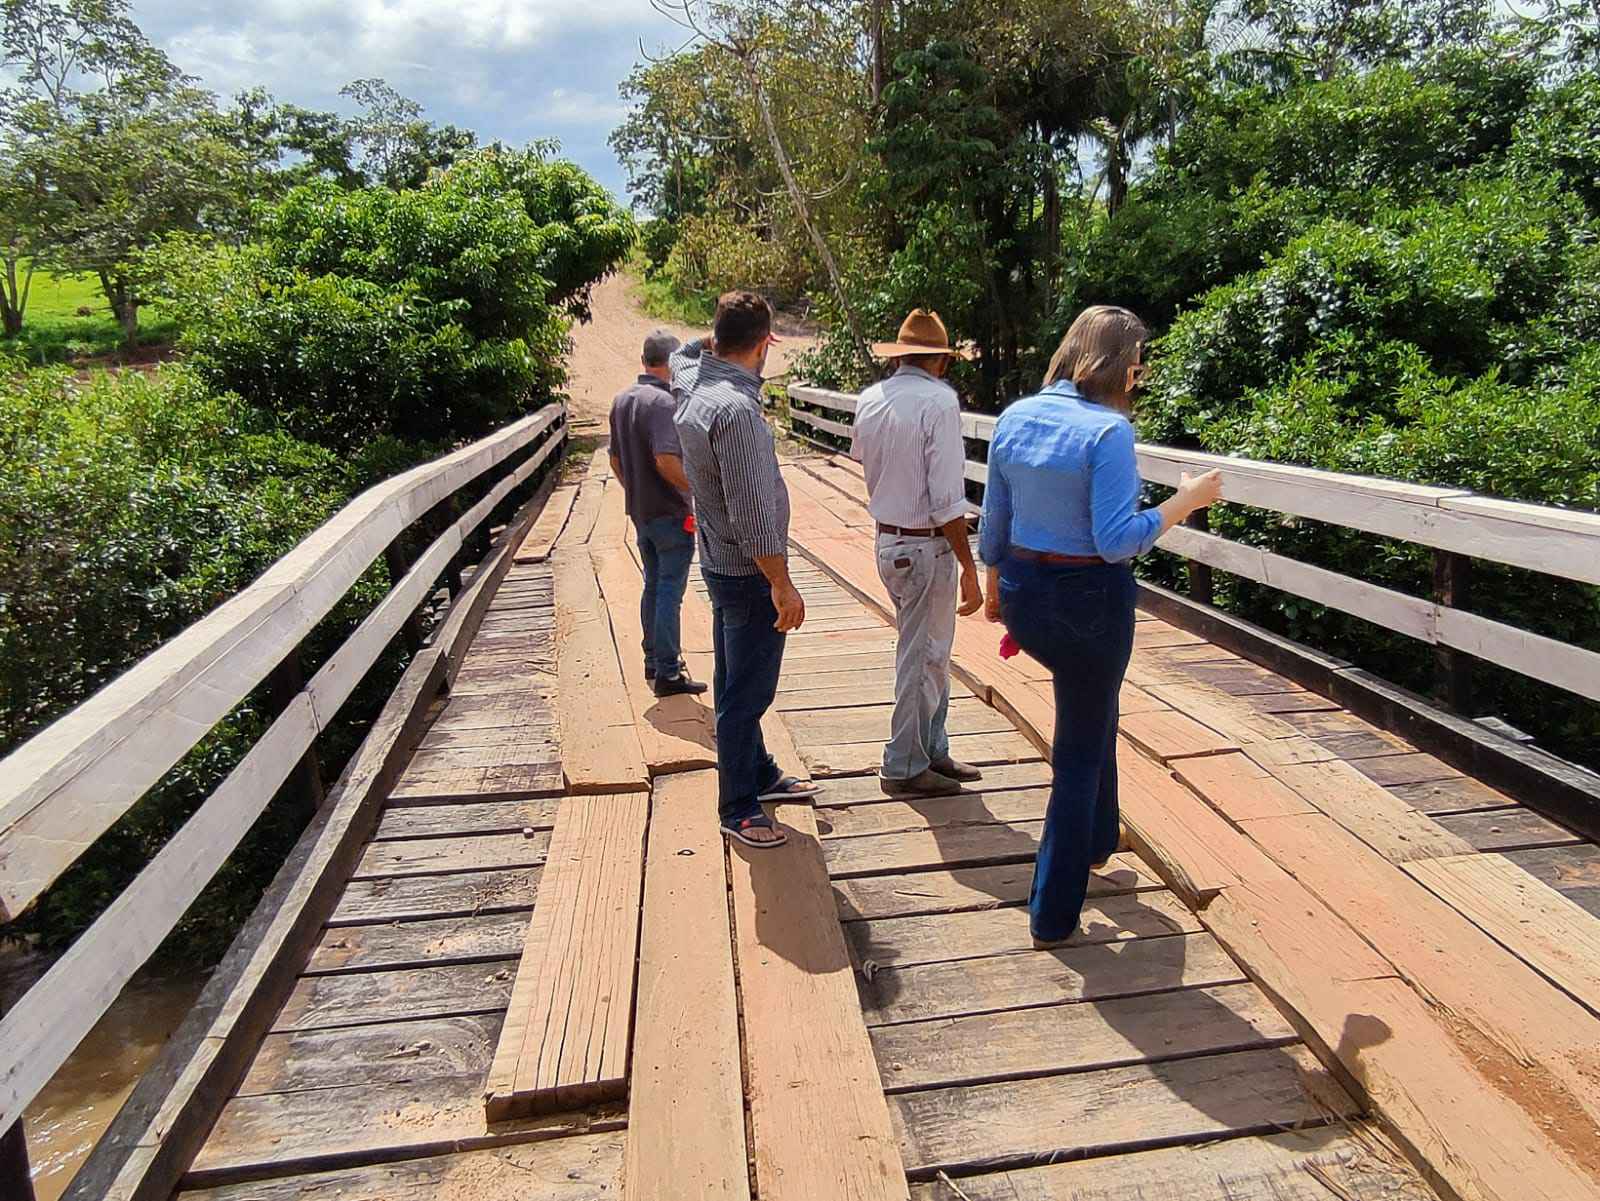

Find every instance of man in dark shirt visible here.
[609,330,707,697]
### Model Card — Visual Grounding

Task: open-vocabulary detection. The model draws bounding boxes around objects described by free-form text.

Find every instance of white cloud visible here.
[543,88,628,126]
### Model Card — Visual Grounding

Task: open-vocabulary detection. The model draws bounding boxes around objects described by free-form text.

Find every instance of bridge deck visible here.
[167,451,1599,1201]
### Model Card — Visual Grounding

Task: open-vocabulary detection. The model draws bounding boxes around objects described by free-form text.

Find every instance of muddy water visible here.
[2,954,204,1200]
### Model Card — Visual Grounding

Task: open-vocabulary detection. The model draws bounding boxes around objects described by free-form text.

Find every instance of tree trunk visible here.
[100,271,139,344]
[869,0,887,105]
[738,53,875,380]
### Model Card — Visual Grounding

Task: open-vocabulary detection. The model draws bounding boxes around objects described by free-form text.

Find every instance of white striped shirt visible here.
[673,354,790,576]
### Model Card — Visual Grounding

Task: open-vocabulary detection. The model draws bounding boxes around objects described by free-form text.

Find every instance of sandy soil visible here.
[563,272,817,430]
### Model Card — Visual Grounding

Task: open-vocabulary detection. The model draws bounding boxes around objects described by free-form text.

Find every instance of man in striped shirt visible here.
[674,292,821,846]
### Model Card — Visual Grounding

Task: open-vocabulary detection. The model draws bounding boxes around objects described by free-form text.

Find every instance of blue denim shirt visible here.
[978,381,1163,566]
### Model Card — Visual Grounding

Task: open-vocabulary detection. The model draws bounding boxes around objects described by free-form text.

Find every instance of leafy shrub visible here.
[639,217,680,278]
[667,209,811,305]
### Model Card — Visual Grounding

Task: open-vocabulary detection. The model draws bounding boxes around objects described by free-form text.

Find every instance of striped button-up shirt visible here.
[673,353,790,576]
[669,337,706,407]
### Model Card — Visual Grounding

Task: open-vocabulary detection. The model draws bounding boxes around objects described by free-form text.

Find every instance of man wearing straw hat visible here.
[851,309,985,798]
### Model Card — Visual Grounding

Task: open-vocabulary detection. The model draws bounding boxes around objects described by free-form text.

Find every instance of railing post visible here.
[0,991,34,1201]
[1432,549,1473,714]
[383,540,426,654]
[267,651,325,819]
[1185,509,1214,606]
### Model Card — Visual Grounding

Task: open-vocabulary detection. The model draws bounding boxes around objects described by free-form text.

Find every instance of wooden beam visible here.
[729,797,909,1201]
[484,791,648,1120]
[514,484,579,563]
[624,772,750,1200]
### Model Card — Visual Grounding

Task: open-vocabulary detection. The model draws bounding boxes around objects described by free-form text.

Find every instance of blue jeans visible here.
[998,557,1136,942]
[703,568,787,824]
[636,515,695,678]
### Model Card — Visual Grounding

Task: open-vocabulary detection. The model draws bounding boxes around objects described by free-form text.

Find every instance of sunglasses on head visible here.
[1126,361,1148,391]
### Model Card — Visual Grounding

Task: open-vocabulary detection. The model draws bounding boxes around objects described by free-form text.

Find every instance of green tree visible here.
[341,77,478,189]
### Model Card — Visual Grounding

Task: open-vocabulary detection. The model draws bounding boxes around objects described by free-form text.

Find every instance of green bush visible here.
[161,148,632,452]
[639,217,680,278]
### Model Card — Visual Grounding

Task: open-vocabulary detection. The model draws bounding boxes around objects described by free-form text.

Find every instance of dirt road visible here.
[563,272,816,429]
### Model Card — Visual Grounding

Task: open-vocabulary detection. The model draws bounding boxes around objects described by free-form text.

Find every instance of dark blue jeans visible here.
[703,568,787,824]
[998,557,1136,941]
[636,515,695,678]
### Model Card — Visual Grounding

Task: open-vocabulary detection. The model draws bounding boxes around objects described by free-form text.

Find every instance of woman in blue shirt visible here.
[980,306,1222,947]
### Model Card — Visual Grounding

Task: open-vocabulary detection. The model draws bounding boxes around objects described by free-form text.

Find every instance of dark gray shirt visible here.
[609,374,691,524]
[673,354,790,576]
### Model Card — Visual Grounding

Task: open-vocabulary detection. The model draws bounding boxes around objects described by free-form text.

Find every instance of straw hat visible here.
[871,309,974,360]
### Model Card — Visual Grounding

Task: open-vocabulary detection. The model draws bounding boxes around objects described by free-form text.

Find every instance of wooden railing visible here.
[785,384,1600,709]
[0,404,567,1168]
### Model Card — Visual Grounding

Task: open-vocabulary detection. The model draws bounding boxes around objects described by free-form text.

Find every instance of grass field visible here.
[2,265,178,365]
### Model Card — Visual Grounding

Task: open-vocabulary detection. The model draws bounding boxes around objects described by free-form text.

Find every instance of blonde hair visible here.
[1043,305,1149,409]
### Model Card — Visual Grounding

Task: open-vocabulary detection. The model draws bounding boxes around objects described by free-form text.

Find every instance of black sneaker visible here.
[644,663,656,682]
[653,672,708,697]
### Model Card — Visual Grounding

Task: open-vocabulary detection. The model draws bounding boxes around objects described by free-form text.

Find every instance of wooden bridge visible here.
[4,386,1600,1201]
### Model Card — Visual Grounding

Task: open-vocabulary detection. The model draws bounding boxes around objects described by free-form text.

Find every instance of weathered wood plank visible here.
[776,680,976,713]
[184,1071,622,1188]
[354,832,550,879]
[514,482,579,562]
[1172,753,1318,821]
[178,1131,624,1201]
[387,759,564,804]
[487,792,648,1119]
[305,911,529,975]
[272,961,517,1033]
[905,1126,1433,1201]
[729,800,909,1201]
[1404,852,1600,1018]
[803,730,1039,777]
[1502,844,1600,918]
[1259,757,1475,863]
[874,982,1298,1093]
[237,1013,501,1096]
[834,856,1159,921]
[1434,806,1583,851]
[846,891,1200,969]
[373,798,561,841]
[625,772,750,1200]
[424,690,558,734]
[818,761,1055,806]
[553,549,649,793]
[860,931,1247,1027]
[1387,775,1518,814]
[1349,751,1461,788]
[331,866,541,926]
[890,1044,1355,1177]
[825,820,1045,879]
[1118,708,1238,762]
[818,789,1049,839]
[786,698,1014,748]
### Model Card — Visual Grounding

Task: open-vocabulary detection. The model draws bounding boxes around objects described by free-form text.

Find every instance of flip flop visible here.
[721,813,788,849]
[756,775,822,801]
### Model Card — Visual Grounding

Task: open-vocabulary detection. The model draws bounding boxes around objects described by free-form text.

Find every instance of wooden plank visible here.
[1172,753,1319,821]
[1387,775,1518,814]
[818,761,1053,806]
[592,548,718,774]
[729,798,909,1201]
[486,792,648,1119]
[184,1071,622,1188]
[1434,806,1583,851]
[802,730,1039,776]
[861,932,1247,1027]
[776,679,975,713]
[1260,758,1474,862]
[1502,844,1600,918]
[237,1012,501,1096]
[905,1126,1434,1201]
[1349,751,1461,788]
[417,722,559,751]
[890,1044,1355,1177]
[305,911,529,975]
[1404,853,1600,1018]
[875,981,1298,1093]
[273,961,517,1033]
[331,866,541,926]
[373,798,561,840]
[355,832,550,879]
[834,856,1160,921]
[825,820,1045,879]
[553,549,649,793]
[178,1131,624,1201]
[819,789,1049,839]
[786,698,1014,748]
[845,891,1200,969]
[625,772,750,1201]
[426,690,558,733]
[514,482,579,562]
[1118,708,1237,762]
[388,758,564,804]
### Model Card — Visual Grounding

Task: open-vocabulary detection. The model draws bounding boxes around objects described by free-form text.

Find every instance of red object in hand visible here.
[683,513,697,534]
[999,633,1020,659]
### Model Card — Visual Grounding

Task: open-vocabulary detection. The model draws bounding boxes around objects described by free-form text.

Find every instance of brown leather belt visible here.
[877,522,938,538]
[1012,546,1105,566]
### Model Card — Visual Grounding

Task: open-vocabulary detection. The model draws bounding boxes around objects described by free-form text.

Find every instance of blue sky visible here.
[140,0,689,204]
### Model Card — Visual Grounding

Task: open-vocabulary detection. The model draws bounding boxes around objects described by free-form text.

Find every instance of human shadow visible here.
[732,816,853,979]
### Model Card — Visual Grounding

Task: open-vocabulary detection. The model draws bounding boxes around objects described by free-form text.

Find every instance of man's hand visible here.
[957,565,983,616]
[771,578,805,631]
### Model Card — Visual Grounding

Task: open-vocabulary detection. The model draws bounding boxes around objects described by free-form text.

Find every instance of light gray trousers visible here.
[875,532,957,779]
